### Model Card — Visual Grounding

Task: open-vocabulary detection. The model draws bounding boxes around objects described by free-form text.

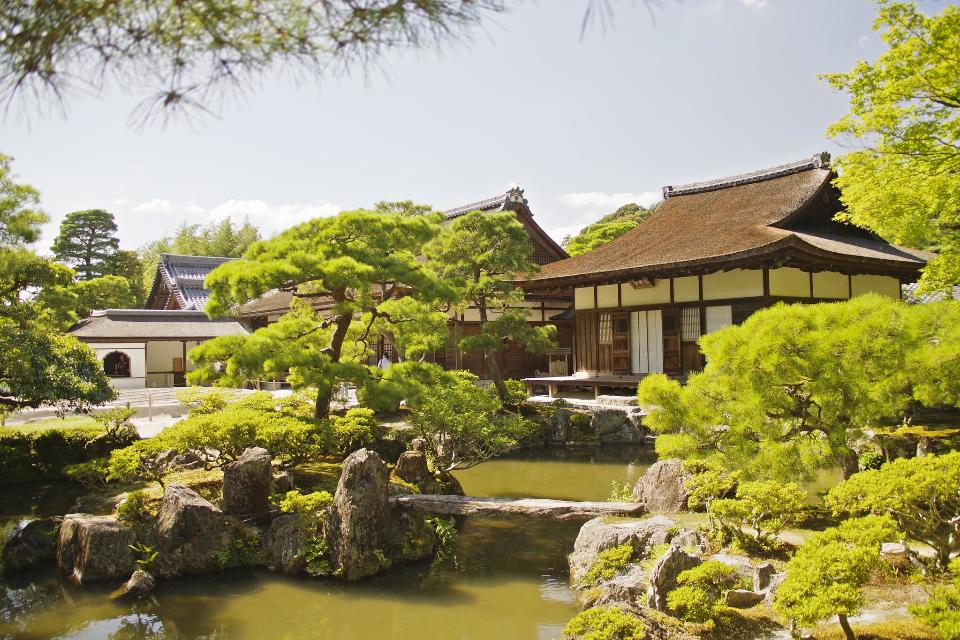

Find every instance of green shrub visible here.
[411,377,538,472]
[278,490,333,515]
[116,490,153,524]
[569,412,595,441]
[683,459,740,511]
[775,515,901,638]
[91,407,138,438]
[129,542,158,571]
[304,535,331,576]
[858,449,885,472]
[330,408,383,455]
[608,480,633,502]
[62,457,109,489]
[826,451,960,570]
[425,515,457,561]
[583,544,635,586]
[359,362,457,413]
[911,558,960,640]
[709,480,806,553]
[666,560,747,623]
[176,387,231,415]
[0,426,132,484]
[502,379,528,407]
[107,436,170,488]
[562,606,647,640]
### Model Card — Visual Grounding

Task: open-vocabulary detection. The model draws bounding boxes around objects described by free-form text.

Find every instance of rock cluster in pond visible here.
[12,444,441,598]
[2,517,60,573]
[152,485,235,578]
[546,406,648,445]
[57,514,135,584]
[566,514,790,638]
[222,446,273,522]
[631,458,691,513]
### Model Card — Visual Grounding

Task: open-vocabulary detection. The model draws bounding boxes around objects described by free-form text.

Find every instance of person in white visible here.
[377,354,392,370]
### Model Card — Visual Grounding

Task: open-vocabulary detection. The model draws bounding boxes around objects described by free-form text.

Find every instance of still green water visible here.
[0,446,655,640]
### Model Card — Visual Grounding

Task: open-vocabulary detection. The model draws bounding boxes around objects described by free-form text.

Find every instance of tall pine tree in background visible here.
[51,209,120,280]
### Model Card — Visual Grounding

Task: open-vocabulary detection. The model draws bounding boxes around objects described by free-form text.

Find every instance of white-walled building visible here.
[68,309,247,388]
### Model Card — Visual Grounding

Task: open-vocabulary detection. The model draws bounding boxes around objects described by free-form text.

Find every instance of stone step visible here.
[392,494,645,520]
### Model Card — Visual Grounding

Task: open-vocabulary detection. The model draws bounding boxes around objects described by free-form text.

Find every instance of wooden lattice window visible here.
[681,307,701,342]
[598,312,613,345]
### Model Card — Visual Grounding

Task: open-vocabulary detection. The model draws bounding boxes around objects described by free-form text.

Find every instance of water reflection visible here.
[1,446,653,640]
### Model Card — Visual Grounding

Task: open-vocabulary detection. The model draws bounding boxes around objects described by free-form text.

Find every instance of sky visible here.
[0,0,920,252]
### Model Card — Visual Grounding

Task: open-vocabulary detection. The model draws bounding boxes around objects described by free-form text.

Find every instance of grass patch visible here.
[4,415,100,432]
[290,461,343,494]
[813,619,939,640]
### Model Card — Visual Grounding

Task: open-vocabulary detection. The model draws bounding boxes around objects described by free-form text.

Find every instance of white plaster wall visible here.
[673,276,699,302]
[574,287,595,310]
[620,279,671,306]
[596,284,619,308]
[702,269,763,300]
[769,267,811,298]
[851,274,901,299]
[813,271,850,299]
[146,341,185,373]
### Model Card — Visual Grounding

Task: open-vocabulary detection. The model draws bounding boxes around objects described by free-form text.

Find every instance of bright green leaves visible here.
[563,203,655,257]
[826,451,960,569]
[197,208,451,417]
[0,154,113,412]
[823,1,960,291]
[425,209,553,398]
[0,153,46,245]
[639,296,960,482]
[774,515,900,631]
[51,209,120,280]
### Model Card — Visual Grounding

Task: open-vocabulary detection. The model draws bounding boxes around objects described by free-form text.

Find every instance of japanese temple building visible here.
[238,187,574,379]
[521,153,931,395]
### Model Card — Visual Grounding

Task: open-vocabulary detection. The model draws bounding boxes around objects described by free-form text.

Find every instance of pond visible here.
[0,445,654,640]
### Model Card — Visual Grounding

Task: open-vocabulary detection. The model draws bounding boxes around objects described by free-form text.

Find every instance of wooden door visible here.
[598,312,613,373]
[661,307,682,374]
[611,312,630,374]
[173,356,186,387]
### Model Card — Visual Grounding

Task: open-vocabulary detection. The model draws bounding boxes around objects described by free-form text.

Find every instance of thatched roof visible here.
[526,153,931,287]
[69,309,247,341]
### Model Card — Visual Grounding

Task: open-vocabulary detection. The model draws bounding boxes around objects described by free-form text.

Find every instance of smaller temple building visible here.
[68,309,247,388]
[522,153,932,396]
[146,254,233,310]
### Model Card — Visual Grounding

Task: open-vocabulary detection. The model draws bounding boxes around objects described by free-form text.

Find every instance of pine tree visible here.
[51,209,120,280]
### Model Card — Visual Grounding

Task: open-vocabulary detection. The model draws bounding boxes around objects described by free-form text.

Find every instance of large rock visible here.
[153,485,232,578]
[881,542,913,571]
[591,564,648,607]
[725,589,764,609]
[324,448,393,581]
[393,450,442,494]
[593,409,646,444]
[111,569,155,600]
[223,447,273,522]
[57,514,134,584]
[263,514,313,575]
[632,459,690,513]
[647,545,702,612]
[754,561,776,591]
[2,518,60,573]
[569,515,676,583]
[709,553,755,583]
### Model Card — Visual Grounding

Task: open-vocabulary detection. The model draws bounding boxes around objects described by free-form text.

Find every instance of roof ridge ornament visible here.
[662,152,831,199]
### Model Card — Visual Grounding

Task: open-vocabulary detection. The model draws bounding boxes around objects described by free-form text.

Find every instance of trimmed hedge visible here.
[0,427,136,484]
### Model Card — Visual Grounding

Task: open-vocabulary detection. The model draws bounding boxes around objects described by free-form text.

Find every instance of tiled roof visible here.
[69,309,247,340]
[528,153,931,285]
[903,282,960,304]
[444,193,509,219]
[152,254,233,311]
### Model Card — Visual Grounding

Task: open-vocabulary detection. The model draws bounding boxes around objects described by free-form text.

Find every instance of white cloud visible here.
[858,34,870,48]
[558,191,661,209]
[112,197,130,206]
[132,198,205,216]
[741,0,768,8]
[207,199,340,233]
[127,197,341,240]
